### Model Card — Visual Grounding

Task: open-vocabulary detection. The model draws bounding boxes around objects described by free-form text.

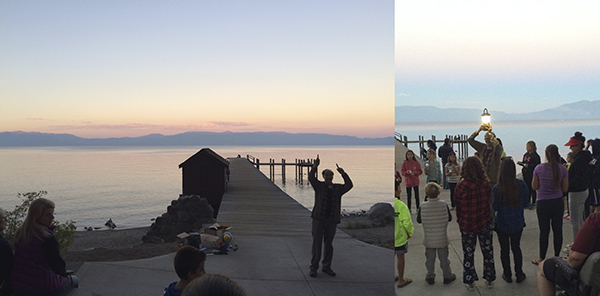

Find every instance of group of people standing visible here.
[395,127,600,293]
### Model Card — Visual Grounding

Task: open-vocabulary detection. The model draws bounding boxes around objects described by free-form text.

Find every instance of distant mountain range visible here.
[396,100,600,123]
[0,131,392,147]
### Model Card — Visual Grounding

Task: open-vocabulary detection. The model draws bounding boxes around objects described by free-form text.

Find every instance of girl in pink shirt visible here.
[401,150,422,212]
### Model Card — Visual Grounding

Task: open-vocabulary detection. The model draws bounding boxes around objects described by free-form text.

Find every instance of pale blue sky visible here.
[395,0,600,113]
[1,1,393,138]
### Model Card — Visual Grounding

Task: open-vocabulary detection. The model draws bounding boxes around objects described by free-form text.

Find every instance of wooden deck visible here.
[216,157,313,237]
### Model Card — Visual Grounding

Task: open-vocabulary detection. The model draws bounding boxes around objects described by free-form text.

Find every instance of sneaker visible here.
[502,274,512,283]
[322,268,336,277]
[486,281,493,289]
[309,269,317,277]
[516,273,526,283]
[443,274,456,284]
[426,276,435,285]
[564,214,570,220]
[465,283,475,291]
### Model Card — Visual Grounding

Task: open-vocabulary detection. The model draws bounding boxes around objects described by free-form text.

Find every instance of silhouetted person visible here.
[308,155,353,277]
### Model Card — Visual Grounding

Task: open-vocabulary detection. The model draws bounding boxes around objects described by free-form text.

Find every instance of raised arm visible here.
[338,166,353,194]
[308,155,319,186]
[468,129,485,152]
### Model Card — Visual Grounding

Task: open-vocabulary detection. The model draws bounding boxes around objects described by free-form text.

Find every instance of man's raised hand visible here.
[336,163,345,174]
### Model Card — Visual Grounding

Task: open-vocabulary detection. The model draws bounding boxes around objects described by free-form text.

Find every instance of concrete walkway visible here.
[70,157,393,296]
[394,142,574,295]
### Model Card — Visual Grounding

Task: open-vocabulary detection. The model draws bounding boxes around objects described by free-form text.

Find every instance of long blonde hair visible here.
[15,198,55,245]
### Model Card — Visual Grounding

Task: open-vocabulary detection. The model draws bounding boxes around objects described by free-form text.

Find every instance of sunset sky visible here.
[395,0,600,113]
[1,1,393,139]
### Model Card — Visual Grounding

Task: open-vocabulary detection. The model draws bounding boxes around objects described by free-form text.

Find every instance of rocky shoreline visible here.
[63,213,393,265]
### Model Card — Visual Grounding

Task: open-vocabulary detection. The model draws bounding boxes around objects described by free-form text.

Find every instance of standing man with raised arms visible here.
[468,125,503,187]
[308,155,353,278]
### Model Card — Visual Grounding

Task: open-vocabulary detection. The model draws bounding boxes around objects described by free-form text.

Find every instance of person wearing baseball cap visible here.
[564,132,594,244]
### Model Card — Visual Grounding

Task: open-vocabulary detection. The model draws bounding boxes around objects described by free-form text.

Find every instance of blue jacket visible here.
[492,180,529,234]
[164,282,182,296]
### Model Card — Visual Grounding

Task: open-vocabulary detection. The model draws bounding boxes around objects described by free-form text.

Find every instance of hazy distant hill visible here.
[396,100,600,123]
[0,131,392,147]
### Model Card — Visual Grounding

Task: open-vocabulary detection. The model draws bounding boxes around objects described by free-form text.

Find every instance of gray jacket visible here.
[417,198,452,248]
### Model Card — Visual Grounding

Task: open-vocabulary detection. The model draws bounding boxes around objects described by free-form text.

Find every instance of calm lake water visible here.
[396,119,600,161]
[0,146,392,230]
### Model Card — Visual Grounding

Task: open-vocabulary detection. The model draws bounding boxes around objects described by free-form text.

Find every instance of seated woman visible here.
[9,198,78,296]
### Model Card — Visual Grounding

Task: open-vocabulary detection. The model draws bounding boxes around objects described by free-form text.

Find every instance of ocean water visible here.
[396,119,600,161]
[0,146,392,230]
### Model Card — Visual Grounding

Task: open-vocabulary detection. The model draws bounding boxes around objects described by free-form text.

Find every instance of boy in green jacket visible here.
[395,179,414,288]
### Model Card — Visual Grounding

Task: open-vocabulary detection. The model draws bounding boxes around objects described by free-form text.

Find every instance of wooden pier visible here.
[245,155,314,184]
[395,132,469,161]
[218,157,314,236]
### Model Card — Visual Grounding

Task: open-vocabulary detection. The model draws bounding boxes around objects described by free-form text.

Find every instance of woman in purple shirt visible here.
[531,144,569,265]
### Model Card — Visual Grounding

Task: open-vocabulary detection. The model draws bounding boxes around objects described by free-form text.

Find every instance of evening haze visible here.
[395,0,600,112]
[1,1,393,139]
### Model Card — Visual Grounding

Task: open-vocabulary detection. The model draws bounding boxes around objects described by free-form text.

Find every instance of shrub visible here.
[3,191,76,251]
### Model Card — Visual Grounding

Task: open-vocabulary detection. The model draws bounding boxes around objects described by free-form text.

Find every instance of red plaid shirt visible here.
[455,179,492,233]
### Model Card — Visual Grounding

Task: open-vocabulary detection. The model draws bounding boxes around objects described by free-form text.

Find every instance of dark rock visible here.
[150,196,214,242]
[190,195,201,203]
[105,218,116,229]
[178,211,193,223]
[170,222,193,237]
[368,203,394,227]
[198,198,209,208]
[160,225,171,235]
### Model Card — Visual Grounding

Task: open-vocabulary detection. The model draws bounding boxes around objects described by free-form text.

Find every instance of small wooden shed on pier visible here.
[179,148,229,218]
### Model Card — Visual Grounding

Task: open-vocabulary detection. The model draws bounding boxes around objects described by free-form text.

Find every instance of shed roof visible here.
[178,148,229,168]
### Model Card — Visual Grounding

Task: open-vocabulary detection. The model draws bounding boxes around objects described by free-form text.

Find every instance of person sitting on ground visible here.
[164,246,207,296]
[182,273,246,296]
[0,207,14,296]
[9,198,79,296]
[395,179,414,288]
[537,212,600,296]
[417,182,456,285]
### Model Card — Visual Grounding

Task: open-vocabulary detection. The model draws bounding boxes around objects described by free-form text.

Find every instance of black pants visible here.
[406,186,419,211]
[449,182,457,208]
[536,198,563,258]
[524,173,537,205]
[311,219,337,271]
[496,229,524,278]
